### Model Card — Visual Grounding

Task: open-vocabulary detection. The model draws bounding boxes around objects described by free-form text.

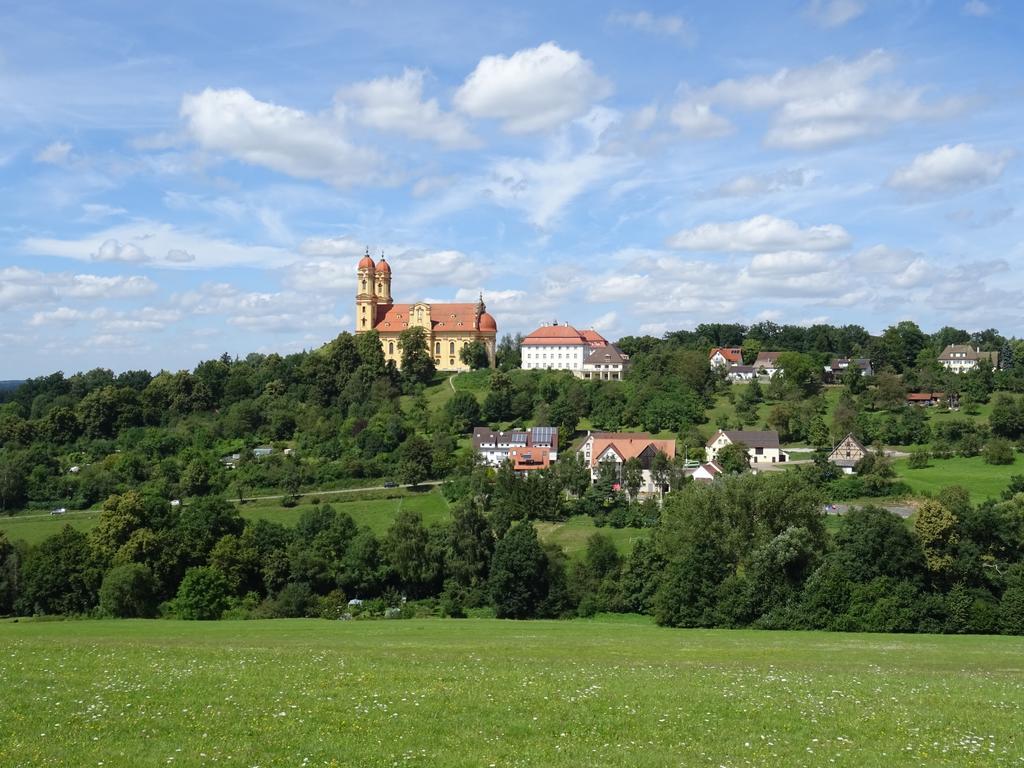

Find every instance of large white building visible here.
[521,323,608,372]
[472,426,559,470]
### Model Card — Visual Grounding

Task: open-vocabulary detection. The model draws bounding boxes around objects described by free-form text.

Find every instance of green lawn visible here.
[1,618,1022,767]
[534,515,649,559]
[893,454,1020,502]
[0,510,100,545]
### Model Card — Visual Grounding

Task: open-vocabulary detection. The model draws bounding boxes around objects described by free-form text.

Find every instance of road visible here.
[7,481,445,520]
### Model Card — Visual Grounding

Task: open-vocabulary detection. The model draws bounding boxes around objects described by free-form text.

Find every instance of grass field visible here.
[1,618,1022,767]
[534,516,648,558]
[893,454,1020,502]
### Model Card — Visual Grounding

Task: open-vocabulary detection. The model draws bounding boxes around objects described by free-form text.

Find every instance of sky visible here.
[1,0,1021,378]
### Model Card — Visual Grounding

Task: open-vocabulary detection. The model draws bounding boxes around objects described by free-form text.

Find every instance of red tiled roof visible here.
[709,347,743,364]
[580,329,608,346]
[373,303,493,333]
[509,446,552,471]
[588,435,676,467]
[522,324,587,345]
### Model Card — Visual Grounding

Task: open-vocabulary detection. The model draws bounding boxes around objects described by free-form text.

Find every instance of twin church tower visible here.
[355,249,497,371]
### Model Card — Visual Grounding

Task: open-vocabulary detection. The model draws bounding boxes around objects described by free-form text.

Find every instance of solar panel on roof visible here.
[531,426,554,445]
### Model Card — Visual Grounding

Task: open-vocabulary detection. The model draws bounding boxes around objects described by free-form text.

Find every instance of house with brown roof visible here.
[578,431,676,496]
[684,461,724,483]
[355,250,497,371]
[575,344,631,380]
[827,433,867,474]
[709,347,744,368]
[520,323,609,373]
[706,429,788,466]
[752,351,783,377]
[938,345,999,373]
[825,358,873,382]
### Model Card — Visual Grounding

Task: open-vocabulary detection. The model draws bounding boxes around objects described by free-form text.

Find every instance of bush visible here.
[99,564,157,618]
[907,451,930,469]
[174,566,231,620]
[983,438,1015,466]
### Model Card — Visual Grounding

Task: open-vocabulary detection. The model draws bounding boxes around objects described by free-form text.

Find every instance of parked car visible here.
[383,480,398,488]
[50,508,67,516]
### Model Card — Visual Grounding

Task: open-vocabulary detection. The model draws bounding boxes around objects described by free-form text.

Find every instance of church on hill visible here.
[355,250,497,371]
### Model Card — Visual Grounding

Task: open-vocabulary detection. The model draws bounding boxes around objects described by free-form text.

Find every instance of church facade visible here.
[355,251,497,371]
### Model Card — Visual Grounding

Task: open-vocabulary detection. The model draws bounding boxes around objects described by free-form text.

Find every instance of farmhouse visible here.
[825,358,873,382]
[684,461,724,483]
[706,429,788,466]
[726,364,757,382]
[752,351,782,377]
[906,392,946,407]
[578,431,676,496]
[827,433,868,474]
[709,347,743,369]
[938,345,999,373]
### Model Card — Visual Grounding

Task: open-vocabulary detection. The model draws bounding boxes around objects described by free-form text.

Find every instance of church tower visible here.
[356,248,377,333]
[374,253,392,306]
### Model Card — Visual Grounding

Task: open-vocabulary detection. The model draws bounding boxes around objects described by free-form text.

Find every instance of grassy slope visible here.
[534,516,649,558]
[1,618,1022,767]
[893,454,1020,502]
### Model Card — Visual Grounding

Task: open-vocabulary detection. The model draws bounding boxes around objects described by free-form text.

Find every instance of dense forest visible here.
[1,319,1023,633]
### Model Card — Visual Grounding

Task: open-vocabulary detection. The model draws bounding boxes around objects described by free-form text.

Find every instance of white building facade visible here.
[521,323,608,372]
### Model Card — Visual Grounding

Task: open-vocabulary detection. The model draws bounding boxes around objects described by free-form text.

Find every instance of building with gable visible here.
[520,323,608,373]
[578,431,676,496]
[472,426,559,470]
[827,433,868,474]
[355,250,497,371]
[938,345,999,373]
[709,347,744,369]
[706,429,788,466]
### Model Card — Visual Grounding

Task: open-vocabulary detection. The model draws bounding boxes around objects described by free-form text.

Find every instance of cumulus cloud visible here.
[669,101,733,139]
[0,266,157,309]
[174,283,343,334]
[667,214,851,252]
[298,236,365,258]
[607,11,694,43]
[180,88,380,187]
[805,0,865,28]
[165,249,196,263]
[35,140,73,164]
[672,50,964,149]
[749,251,829,275]
[338,69,479,149]
[93,238,149,263]
[887,143,1012,193]
[454,42,613,133]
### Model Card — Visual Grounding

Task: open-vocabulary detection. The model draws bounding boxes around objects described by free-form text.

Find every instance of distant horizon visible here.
[2,1,1021,377]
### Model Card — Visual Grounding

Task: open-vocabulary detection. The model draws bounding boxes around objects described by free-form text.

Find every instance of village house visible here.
[576,344,631,380]
[706,429,788,466]
[683,461,724,483]
[473,426,559,470]
[825,358,873,382]
[726,365,757,382]
[752,351,783,377]
[709,347,744,369]
[906,392,947,407]
[827,433,868,474]
[938,345,999,373]
[520,323,608,373]
[577,431,676,496]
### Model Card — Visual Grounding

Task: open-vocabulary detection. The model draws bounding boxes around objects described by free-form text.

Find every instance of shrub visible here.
[983,438,1015,466]
[174,566,230,620]
[907,451,930,469]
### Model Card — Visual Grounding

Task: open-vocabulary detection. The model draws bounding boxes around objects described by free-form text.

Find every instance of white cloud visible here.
[180,88,380,187]
[29,307,107,326]
[454,42,613,133]
[24,220,294,269]
[668,214,851,252]
[712,168,814,197]
[608,11,694,43]
[0,266,157,309]
[849,244,919,273]
[165,249,196,263]
[174,283,343,334]
[669,101,733,139]
[963,0,992,16]
[35,140,72,164]
[63,274,157,299]
[298,236,365,258]
[749,251,829,275]
[339,69,479,149]
[80,203,127,221]
[805,0,866,28]
[887,143,1012,193]
[93,238,149,263]
[674,50,964,149]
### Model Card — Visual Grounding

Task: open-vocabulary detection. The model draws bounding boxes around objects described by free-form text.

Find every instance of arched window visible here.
[449,341,455,355]
[434,341,440,354]
[361,279,367,290]
[388,342,394,354]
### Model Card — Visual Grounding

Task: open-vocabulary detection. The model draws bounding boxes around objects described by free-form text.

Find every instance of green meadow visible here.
[1,617,1021,767]
[894,454,1020,502]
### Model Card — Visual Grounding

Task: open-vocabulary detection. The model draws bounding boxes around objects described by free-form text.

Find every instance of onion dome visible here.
[479,311,497,332]
[358,248,375,269]
[375,256,391,274]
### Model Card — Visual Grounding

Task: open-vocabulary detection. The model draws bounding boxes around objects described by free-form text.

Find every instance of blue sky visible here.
[1,0,1021,377]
